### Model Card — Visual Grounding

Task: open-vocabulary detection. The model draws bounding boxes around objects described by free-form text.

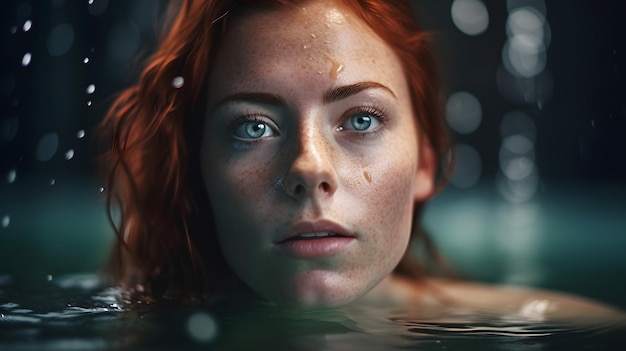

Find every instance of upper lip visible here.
[274,220,355,244]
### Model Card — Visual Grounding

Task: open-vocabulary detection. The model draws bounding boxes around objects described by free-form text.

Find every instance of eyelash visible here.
[229,113,279,150]
[340,105,390,138]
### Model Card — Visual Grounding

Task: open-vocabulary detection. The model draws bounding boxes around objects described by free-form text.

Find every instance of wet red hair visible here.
[99,0,451,299]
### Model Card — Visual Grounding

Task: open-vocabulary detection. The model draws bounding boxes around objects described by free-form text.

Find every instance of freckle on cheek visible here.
[363,171,371,184]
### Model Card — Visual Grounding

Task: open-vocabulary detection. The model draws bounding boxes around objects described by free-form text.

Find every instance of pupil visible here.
[247,123,265,137]
[353,115,371,130]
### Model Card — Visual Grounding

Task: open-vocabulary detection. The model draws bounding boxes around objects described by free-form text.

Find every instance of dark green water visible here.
[1,274,625,351]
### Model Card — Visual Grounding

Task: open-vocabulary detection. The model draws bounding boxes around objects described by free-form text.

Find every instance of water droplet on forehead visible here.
[6,170,16,184]
[171,76,184,89]
[21,53,32,66]
[86,84,95,94]
[1,215,9,228]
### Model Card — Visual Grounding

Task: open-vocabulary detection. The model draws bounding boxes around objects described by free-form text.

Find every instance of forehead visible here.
[208,0,407,101]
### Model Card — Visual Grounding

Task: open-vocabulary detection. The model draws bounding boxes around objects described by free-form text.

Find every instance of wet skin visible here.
[200,0,434,309]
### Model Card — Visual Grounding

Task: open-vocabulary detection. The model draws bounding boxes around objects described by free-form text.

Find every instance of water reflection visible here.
[1,275,624,351]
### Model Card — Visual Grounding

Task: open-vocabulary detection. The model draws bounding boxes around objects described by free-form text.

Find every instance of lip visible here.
[273,220,356,259]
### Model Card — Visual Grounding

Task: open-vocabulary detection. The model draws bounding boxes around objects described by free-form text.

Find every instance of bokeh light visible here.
[445,91,483,134]
[187,312,218,343]
[47,23,75,57]
[451,0,489,36]
[35,132,59,162]
[450,143,482,188]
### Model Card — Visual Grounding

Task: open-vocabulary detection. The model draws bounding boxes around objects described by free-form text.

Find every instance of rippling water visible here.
[1,274,624,351]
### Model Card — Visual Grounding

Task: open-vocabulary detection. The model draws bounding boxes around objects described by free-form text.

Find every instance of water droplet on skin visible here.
[1,215,10,228]
[86,84,95,94]
[310,33,316,38]
[83,57,89,64]
[21,53,32,66]
[65,149,74,160]
[23,20,32,32]
[7,169,16,184]
[325,54,344,80]
[363,171,371,183]
[76,129,85,138]
[171,76,184,89]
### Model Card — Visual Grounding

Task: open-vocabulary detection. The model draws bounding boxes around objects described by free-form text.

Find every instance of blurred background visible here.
[0,0,625,308]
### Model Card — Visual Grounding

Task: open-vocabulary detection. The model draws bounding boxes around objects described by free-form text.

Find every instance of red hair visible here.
[99,0,451,299]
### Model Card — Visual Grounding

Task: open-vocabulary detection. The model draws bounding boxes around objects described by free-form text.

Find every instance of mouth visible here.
[274,220,356,259]
[282,231,346,241]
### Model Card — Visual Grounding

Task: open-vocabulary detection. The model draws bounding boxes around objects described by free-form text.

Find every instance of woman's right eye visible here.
[232,119,277,140]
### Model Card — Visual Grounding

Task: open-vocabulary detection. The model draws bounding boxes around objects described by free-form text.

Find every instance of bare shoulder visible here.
[424,278,624,323]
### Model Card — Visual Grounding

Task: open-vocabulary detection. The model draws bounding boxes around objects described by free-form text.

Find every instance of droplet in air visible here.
[86,84,96,94]
[99,187,105,193]
[21,53,32,66]
[7,169,16,184]
[10,26,18,34]
[23,20,32,32]
[87,100,92,106]
[50,178,56,186]
[88,0,94,4]
[65,149,75,160]
[76,129,85,138]
[171,76,184,89]
[46,275,53,281]
[83,57,89,64]
[1,215,9,228]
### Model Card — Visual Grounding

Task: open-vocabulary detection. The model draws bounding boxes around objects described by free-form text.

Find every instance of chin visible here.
[267,271,369,310]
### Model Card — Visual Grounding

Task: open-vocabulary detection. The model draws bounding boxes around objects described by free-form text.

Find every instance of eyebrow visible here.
[322,81,396,104]
[211,81,396,111]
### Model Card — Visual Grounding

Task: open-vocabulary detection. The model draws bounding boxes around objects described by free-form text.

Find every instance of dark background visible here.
[0,1,625,307]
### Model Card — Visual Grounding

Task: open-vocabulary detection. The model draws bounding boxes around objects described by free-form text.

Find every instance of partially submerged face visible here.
[201,0,434,309]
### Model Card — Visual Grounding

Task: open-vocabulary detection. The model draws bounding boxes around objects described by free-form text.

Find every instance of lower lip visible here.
[274,237,355,259]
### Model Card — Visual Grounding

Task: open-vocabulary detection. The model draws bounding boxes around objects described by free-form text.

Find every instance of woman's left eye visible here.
[338,113,381,132]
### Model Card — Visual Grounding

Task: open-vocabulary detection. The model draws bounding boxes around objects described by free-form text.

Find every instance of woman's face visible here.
[201,0,434,309]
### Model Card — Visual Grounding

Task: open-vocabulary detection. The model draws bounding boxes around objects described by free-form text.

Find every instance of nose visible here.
[283,125,338,200]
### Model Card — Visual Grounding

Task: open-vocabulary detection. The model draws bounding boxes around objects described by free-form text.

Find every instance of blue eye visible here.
[339,113,381,131]
[233,121,276,139]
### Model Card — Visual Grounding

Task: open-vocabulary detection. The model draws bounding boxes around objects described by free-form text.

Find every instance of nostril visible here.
[319,181,332,193]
